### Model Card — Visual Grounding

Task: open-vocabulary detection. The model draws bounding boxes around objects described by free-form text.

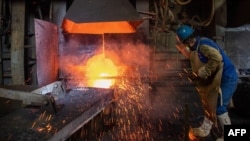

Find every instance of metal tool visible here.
[0,81,67,114]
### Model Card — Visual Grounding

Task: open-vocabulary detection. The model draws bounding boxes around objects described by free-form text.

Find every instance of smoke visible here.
[104,34,152,75]
[59,33,152,88]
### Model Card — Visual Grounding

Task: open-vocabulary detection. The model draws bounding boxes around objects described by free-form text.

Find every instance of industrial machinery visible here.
[0,80,114,141]
[1,0,250,141]
[0,0,142,140]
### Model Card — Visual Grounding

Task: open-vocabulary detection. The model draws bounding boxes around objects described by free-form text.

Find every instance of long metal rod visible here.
[0,87,48,106]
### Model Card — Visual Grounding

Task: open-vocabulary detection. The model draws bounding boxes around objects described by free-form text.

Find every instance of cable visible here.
[175,0,192,5]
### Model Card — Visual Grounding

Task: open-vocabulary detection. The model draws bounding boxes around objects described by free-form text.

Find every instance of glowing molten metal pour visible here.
[85,54,118,88]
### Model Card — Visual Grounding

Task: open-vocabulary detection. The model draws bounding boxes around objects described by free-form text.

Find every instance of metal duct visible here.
[61,0,143,34]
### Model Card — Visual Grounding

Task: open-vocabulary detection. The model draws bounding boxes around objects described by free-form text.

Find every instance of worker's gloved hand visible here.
[189,72,198,80]
[198,66,208,79]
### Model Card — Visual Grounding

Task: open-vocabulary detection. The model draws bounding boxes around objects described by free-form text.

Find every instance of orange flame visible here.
[85,54,118,88]
[188,130,198,141]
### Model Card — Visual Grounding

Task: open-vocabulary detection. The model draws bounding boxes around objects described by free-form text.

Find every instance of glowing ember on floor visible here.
[85,54,118,88]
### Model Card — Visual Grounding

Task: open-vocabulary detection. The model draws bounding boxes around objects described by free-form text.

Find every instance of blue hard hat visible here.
[176,25,194,41]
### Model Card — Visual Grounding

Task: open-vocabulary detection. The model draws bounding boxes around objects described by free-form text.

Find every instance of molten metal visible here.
[85,54,118,88]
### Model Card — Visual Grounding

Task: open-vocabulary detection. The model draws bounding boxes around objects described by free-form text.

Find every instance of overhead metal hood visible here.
[61,0,143,34]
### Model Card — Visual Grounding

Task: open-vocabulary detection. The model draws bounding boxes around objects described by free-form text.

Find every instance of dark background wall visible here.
[227,0,250,27]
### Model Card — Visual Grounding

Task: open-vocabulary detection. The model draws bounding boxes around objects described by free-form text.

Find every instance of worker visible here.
[175,25,238,141]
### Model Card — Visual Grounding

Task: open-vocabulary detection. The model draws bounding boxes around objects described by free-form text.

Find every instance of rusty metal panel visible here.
[225,26,250,70]
[35,19,59,87]
[11,1,25,84]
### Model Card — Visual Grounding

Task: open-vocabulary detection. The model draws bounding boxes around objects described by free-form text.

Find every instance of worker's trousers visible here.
[216,74,238,115]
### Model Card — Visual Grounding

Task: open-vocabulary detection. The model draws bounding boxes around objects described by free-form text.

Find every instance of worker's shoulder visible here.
[199,45,220,56]
[199,44,215,51]
[199,38,217,48]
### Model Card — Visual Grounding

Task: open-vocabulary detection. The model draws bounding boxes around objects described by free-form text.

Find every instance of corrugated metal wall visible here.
[225,25,250,76]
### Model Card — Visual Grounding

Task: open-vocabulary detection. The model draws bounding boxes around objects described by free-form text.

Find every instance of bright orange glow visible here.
[85,54,118,88]
[92,73,113,88]
[188,131,198,141]
[61,19,142,34]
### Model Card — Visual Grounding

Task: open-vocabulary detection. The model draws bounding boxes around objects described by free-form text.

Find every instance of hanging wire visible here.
[186,0,215,27]
[175,0,192,5]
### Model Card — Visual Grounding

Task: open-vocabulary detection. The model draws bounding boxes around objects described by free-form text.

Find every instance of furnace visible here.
[0,0,147,140]
[61,0,143,34]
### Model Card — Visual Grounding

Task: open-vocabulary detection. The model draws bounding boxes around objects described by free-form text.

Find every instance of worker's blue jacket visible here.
[191,36,238,81]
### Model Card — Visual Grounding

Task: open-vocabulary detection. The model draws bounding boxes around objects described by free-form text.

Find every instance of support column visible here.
[11,0,25,84]
[0,0,3,84]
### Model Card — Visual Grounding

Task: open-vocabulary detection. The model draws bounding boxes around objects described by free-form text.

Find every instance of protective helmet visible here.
[176,25,194,41]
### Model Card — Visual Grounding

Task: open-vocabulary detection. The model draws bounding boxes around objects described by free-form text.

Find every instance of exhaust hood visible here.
[61,0,143,34]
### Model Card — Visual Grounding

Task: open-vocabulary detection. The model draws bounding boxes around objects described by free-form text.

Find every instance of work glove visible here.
[198,66,209,79]
[189,72,199,81]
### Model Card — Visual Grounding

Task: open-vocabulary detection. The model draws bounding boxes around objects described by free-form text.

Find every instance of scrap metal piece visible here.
[31,81,67,100]
[31,81,67,114]
[42,95,59,114]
